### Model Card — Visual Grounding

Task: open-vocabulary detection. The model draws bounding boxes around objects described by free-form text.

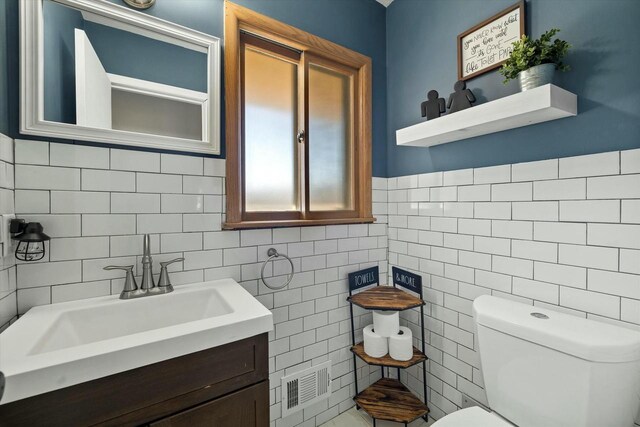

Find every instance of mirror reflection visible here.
[42,0,210,142]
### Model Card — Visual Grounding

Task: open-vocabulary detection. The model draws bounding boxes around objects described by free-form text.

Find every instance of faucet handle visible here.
[159,257,184,269]
[103,265,139,299]
[156,257,184,293]
[103,265,134,270]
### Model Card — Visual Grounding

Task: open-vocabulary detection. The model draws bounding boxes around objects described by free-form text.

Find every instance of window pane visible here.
[308,64,353,211]
[244,47,298,212]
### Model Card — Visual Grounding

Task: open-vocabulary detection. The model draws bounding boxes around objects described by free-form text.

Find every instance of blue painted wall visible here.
[0,0,11,136]
[386,0,640,177]
[8,0,635,177]
[2,0,388,176]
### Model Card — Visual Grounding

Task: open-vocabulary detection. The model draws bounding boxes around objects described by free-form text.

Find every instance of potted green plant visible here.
[500,28,570,91]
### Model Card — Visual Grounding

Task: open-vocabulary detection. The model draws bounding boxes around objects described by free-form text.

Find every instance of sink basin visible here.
[0,279,273,404]
[29,287,234,355]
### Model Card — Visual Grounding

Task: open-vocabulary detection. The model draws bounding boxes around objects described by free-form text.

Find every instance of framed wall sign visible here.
[457,1,525,81]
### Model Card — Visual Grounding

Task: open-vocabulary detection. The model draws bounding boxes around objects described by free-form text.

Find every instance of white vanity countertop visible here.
[0,279,273,404]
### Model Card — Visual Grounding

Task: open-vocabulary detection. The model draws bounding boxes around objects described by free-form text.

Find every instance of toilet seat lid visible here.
[431,407,512,427]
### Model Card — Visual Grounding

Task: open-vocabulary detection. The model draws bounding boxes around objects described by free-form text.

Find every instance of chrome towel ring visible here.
[261,248,295,290]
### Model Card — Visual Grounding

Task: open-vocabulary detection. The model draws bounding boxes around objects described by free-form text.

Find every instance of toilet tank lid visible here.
[473,295,640,363]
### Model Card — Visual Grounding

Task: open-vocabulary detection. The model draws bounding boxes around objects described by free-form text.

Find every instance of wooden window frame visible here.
[224,1,373,229]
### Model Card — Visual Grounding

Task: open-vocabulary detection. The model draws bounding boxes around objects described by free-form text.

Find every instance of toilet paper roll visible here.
[372,310,400,338]
[363,324,388,358]
[389,326,413,361]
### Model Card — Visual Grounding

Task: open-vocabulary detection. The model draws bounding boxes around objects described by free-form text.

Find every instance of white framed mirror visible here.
[19,0,221,154]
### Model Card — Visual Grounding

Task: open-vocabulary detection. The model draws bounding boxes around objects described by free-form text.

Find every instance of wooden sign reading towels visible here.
[458,1,525,81]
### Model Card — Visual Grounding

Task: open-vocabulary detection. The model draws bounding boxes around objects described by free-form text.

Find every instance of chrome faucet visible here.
[104,234,184,300]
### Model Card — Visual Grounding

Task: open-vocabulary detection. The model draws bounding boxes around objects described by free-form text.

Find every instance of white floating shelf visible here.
[396,84,577,148]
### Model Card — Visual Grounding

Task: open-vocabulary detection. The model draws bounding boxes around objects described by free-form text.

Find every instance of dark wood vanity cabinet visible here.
[150,381,268,427]
[0,334,269,427]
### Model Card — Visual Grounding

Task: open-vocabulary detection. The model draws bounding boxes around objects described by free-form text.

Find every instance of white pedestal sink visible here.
[0,279,273,404]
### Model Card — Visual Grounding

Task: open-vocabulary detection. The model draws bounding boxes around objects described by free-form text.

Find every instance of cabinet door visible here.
[150,381,269,427]
[75,28,112,129]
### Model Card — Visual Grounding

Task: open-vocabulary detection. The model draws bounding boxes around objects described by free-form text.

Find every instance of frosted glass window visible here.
[308,64,353,211]
[243,47,299,212]
[226,17,372,228]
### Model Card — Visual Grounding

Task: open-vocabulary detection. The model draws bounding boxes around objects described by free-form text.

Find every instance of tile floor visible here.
[321,407,433,427]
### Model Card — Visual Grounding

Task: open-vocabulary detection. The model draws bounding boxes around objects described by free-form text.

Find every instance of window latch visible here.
[297,130,305,144]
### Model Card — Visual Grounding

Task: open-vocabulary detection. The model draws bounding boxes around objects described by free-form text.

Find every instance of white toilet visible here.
[433,295,640,427]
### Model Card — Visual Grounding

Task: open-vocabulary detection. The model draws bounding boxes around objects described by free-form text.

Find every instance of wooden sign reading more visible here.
[392,267,422,297]
[458,1,525,81]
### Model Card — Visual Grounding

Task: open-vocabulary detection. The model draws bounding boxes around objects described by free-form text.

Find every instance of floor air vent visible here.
[281,361,331,417]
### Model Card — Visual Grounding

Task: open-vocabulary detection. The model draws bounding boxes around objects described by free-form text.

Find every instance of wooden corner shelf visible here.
[347,275,429,423]
[348,286,424,311]
[396,84,577,148]
[355,378,429,424]
[351,342,427,369]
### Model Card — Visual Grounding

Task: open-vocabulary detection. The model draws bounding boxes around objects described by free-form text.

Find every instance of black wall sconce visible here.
[10,219,50,262]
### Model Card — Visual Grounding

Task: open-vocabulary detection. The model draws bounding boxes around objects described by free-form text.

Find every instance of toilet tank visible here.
[473,295,640,427]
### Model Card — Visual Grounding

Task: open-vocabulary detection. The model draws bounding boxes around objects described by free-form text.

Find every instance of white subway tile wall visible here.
[387,149,640,424]
[9,140,388,427]
[5,140,640,426]
[0,134,16,331]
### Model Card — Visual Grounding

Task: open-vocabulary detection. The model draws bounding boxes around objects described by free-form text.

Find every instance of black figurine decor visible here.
[447,80,476,113]
[421,90,446,120]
